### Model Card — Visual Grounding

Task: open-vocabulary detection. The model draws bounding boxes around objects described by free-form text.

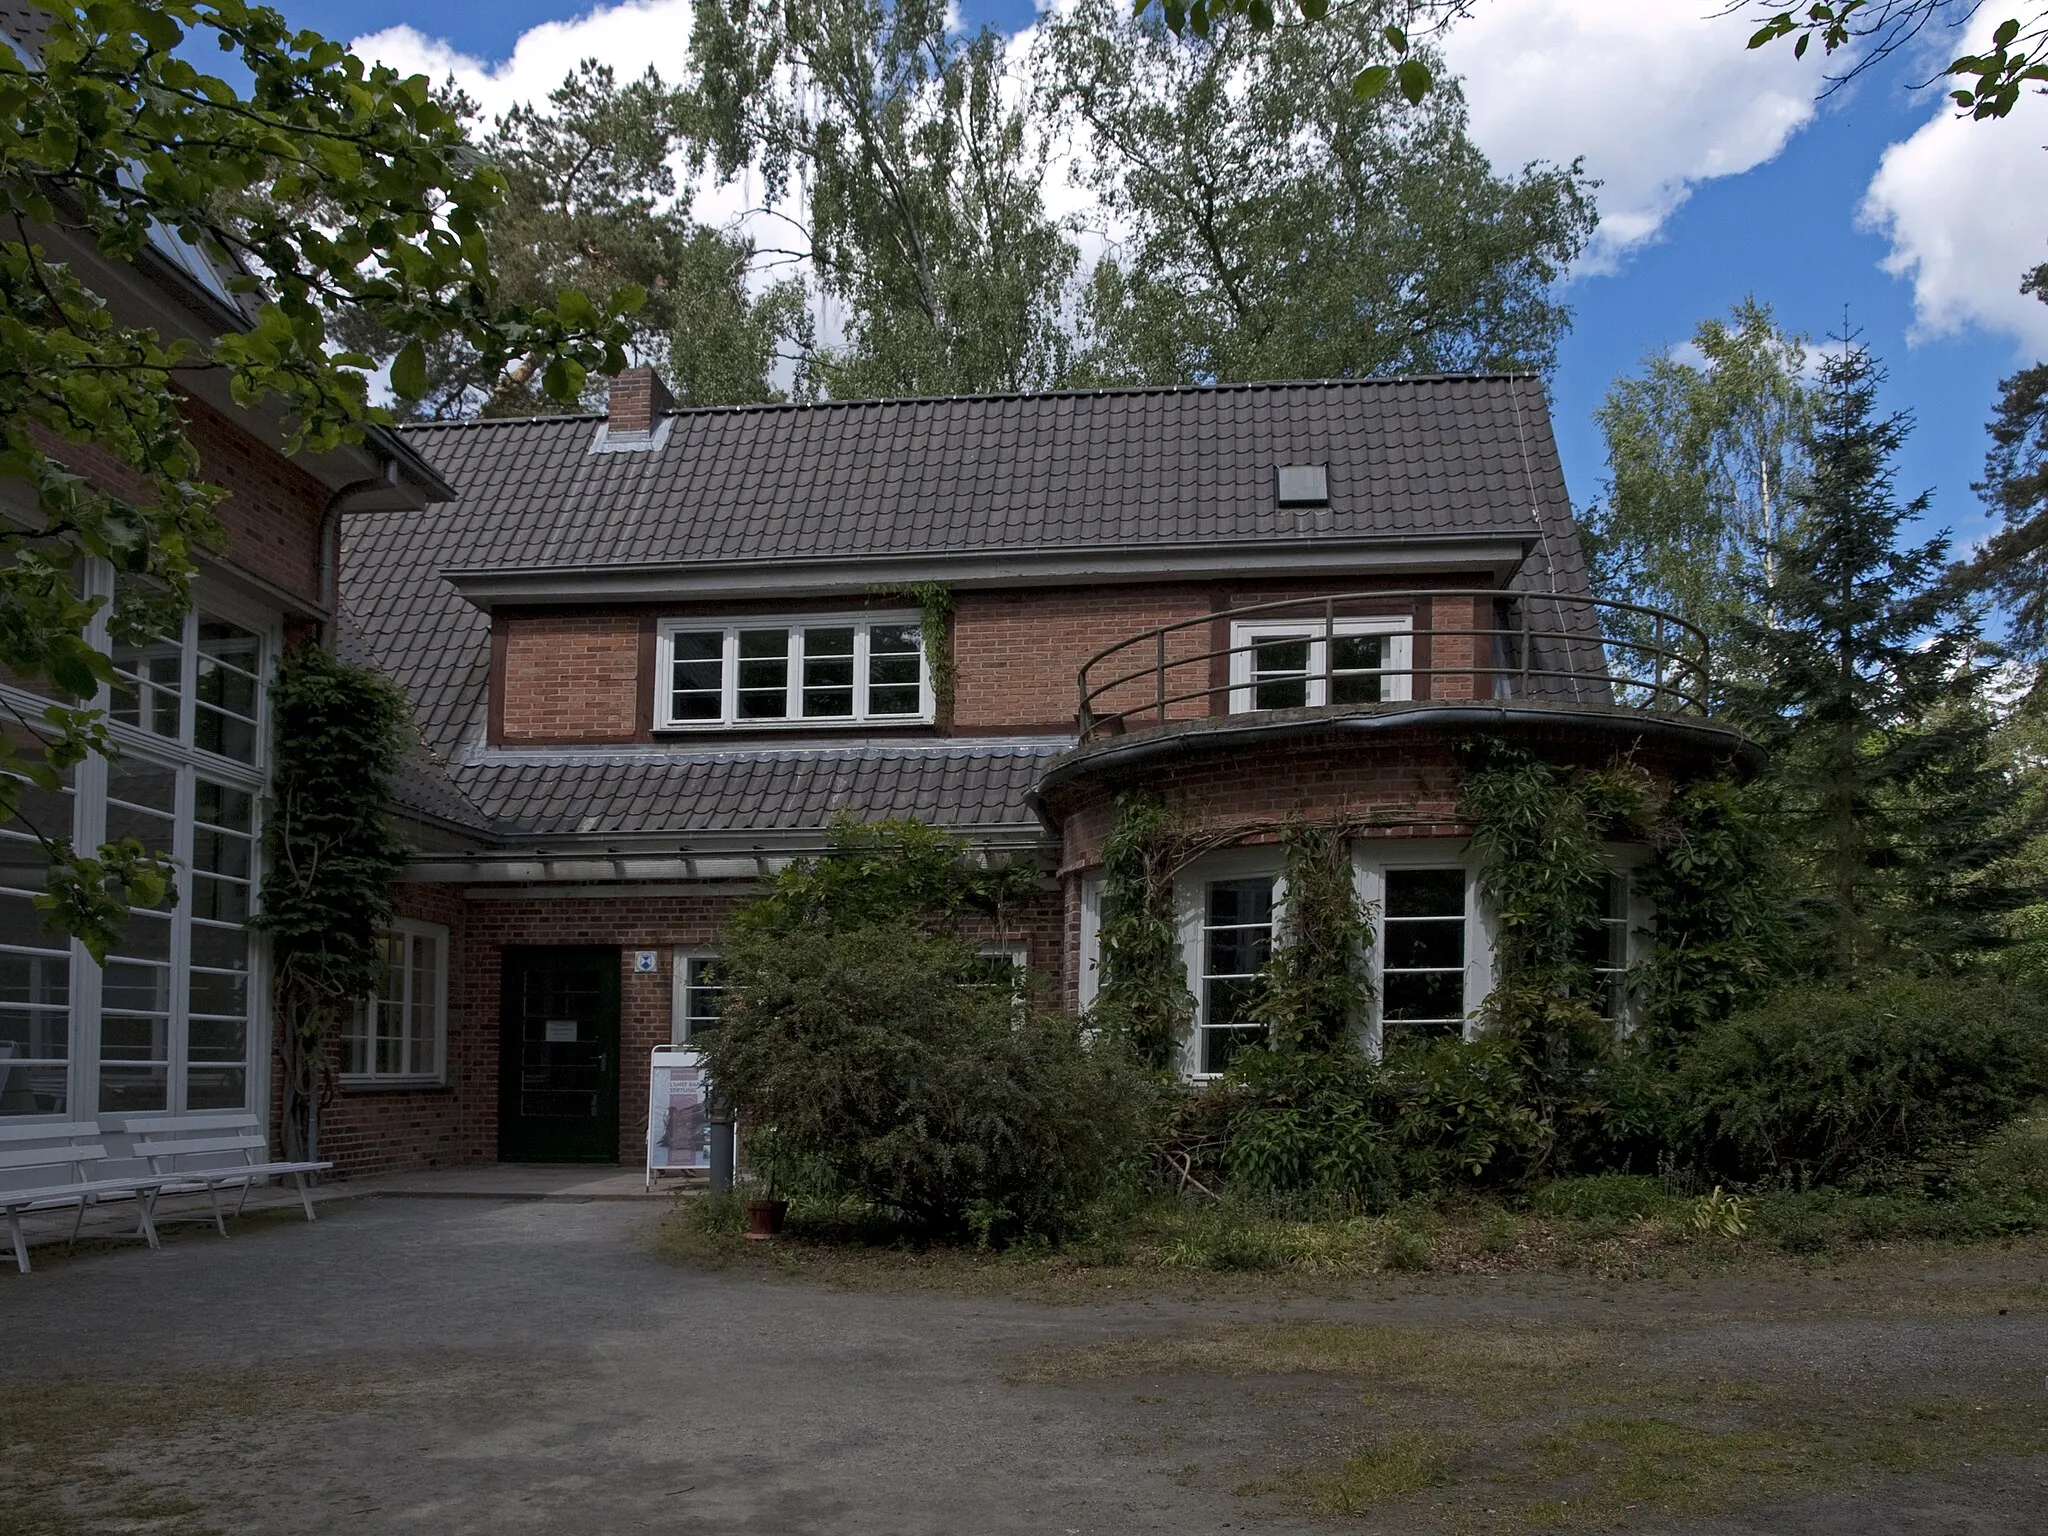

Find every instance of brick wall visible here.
[30,394,329,609]
[498,612,642,742]
[1044,720,1712,874]
[483,576,1516,746]
[316,884,489,1178]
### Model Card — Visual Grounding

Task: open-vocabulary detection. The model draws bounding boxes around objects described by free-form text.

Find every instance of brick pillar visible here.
[606,366,674,435]
[1427,595,1484,701]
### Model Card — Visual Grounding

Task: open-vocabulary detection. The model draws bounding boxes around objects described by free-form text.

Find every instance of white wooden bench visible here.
[0,1121,170,1274]
[124,1113,332,1233]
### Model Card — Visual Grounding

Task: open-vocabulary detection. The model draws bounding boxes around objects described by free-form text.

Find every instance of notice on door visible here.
[544,1019,578,1043]
[647,1045,711,1186]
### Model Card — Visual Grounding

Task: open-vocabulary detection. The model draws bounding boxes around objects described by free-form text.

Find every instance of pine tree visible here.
[1734,337,2039,973]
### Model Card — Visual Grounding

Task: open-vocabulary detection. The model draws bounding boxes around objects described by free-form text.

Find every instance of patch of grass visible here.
[1012,1320,1603,1399]
[1532,1175,1669,1225]
[1295,1430,1466,1514]
[0,1367,384,1536]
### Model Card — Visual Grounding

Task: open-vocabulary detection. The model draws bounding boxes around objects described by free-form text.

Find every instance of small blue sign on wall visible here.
[633,950,659,973]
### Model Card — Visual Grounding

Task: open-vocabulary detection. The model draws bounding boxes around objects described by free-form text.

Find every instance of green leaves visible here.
[389,337,427,399]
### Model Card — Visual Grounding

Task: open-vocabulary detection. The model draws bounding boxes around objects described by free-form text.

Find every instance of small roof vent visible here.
[1275,463,1329,507]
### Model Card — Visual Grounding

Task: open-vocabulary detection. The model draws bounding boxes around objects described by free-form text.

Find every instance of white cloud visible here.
[353,3,696,124]
[1860,44,2048,355]
[1443,0,1816,268]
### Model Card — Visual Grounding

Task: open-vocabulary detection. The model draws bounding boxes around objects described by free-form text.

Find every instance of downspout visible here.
[316,456,401,646]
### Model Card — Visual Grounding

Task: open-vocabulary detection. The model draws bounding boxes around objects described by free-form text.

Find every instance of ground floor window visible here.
[671,954,725,1044]
[343,920,448,1084]
[1378,867,1472,1040]
[1198,877,1275,1076]
[1581,870,1636,1023]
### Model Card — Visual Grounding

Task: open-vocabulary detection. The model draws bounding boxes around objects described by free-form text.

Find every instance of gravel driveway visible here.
[4,1195,2045,1534]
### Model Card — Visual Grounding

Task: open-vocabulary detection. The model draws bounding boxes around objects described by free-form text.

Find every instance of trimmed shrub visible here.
[698,921,1144,1242]
[1674,973,2048,1188]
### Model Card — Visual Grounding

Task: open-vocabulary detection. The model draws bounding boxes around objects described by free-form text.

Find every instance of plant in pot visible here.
[741,1125,792,1240]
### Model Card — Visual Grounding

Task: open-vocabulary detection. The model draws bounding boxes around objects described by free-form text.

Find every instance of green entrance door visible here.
[498,946,621,1163]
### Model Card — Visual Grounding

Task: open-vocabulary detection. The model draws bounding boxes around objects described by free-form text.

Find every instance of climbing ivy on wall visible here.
[1456,738,1781,1040]
[873,582,958,726]
[251,646,412,1165]
[1089,792,1194,1073]
[1252,822,1375,1056]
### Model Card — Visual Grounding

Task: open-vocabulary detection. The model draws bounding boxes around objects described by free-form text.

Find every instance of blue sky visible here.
[280,0,2046,548]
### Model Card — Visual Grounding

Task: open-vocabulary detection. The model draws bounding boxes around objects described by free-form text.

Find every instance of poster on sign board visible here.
[647,1046,711,1188]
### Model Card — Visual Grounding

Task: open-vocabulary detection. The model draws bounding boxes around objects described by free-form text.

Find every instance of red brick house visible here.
[328,368,1750,1177]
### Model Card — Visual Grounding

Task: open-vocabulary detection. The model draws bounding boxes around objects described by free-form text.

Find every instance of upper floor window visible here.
[657,614,931,730]
[1227,618,1412,713]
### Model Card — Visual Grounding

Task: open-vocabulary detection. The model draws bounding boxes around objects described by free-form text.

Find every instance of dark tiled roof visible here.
[340,378,1591,842]
[454,745,1059,839]
[373,376,1571,572]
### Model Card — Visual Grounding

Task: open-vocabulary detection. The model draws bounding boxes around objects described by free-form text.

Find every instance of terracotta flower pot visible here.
[744,1198,788,1240]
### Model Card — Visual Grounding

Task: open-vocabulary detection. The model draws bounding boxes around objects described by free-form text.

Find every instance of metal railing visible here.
[1075,589,1710,744]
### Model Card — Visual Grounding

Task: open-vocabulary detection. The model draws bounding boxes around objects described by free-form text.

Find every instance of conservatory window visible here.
[1378,867,1469,1040]
[1581,871,1633,1023]
[1228,618,1412,712]
[344,921,448,1084]
[658,614,931,729]
[0,771,73,1116]
[1199,877,1274,1076]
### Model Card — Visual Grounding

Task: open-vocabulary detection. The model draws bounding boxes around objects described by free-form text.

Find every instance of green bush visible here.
[1532,1174,1667,1224]
[697,921,1144,1242]
[1222,1051,1396,1206]
[1674,974,2048,1188]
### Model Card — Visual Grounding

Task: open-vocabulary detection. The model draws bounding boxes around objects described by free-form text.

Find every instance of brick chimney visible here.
[606,365,674,436]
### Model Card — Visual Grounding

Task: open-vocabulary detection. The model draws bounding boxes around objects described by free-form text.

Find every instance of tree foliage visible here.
[1587,299,1815,656]
[1733,338,2040,972]
[690,0,1077,397]
[1743,2,2048,121]
[1040,0,1594,384]
[341,64,805,419]
[1967,263,2048,665]
[0,1,629,948]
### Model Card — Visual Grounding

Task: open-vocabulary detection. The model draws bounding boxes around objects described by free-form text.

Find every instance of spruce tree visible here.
[1734,338,2038,973]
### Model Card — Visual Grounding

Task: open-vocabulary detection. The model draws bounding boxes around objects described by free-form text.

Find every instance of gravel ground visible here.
[3,1196,2045,1534]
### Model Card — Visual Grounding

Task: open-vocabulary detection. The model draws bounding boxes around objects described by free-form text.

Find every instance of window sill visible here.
[651,718,935,737]
[338,1076,450,1094]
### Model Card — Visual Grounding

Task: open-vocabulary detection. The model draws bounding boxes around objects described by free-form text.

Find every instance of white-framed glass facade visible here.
[1198,877,1274,1075]
[343,921,448,1084]
[0,568,274,1121]
[657,613,932,730]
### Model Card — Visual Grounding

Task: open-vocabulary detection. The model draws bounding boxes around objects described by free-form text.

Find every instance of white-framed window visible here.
[1578,867,1650,1029]
[1227,617,1412,713]
[0,767,75,1116]
[656,613,932,730]
[0,566,277,1121]
[1193,874,1277,1077]
[1375,866,1474,1042]
[670,953,725,1044]
[343,921,448,1084]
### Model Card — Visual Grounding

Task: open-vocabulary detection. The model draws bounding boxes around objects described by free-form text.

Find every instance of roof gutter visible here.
[443,533,1536,611]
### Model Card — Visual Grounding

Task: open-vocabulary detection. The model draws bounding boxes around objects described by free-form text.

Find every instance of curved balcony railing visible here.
[1076,589,1710,745]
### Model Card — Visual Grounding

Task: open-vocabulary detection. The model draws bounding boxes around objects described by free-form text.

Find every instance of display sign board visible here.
[647,1045,712,1189]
